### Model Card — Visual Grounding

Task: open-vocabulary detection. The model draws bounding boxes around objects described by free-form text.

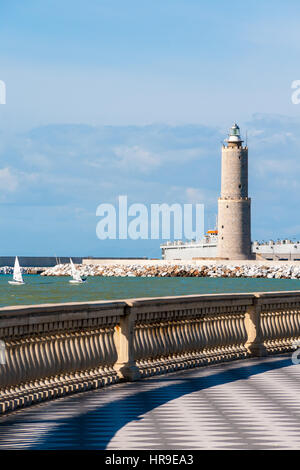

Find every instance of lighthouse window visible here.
[222,225,224,228]
[239,184,241,188]
[226,205,229,208]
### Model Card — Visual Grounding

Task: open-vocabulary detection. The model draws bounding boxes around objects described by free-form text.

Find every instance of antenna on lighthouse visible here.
[246,130,248,147]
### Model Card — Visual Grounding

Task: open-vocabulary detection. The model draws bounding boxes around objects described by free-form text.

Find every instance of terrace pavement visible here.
[0,354,299,450]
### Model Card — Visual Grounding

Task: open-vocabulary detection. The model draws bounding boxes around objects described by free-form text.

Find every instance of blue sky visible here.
[0,0,300,257]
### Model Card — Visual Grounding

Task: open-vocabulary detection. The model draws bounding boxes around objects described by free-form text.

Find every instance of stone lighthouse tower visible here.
[217,123,252,260]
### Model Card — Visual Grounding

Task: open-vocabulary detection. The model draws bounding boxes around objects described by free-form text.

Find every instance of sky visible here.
[0,0,300,257]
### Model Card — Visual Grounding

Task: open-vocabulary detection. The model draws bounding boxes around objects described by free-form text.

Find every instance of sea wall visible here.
[42,262,300,279]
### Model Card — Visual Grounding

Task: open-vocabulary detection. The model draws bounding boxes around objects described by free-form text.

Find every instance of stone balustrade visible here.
[1,291,300,414]
[0,300,124,413]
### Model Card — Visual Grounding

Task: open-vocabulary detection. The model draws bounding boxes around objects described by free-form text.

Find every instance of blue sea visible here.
[0,275,299,308]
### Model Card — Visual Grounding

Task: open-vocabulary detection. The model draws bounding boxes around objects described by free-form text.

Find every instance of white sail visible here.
[13,257,23,283]
[70,258,82,282]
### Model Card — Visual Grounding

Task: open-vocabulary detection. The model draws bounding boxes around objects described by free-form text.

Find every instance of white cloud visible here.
[113,145,161,173]
[22,152,52,170]
[0,168,19,192]
[248,129,264,137]
[185,187,217,207]
[112,144,205,174]
[185,187,206,204]
[256,159,294,176]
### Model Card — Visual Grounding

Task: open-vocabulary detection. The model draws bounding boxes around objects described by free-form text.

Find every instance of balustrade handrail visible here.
[1,290,300,414]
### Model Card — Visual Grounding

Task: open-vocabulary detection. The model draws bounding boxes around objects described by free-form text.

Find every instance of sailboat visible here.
[69,258,86,284]
[8,257,25,285]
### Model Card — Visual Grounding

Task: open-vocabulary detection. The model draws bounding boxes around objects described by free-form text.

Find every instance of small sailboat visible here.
[69,258,86,284]
[8,257,25,285]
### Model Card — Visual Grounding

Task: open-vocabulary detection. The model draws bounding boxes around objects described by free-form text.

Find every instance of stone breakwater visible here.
[41,263,300,279]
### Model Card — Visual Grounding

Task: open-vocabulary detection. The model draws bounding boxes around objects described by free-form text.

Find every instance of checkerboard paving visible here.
[0,355,299,450]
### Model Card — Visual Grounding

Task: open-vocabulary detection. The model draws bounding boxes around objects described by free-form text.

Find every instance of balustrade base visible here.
[0,346,295,415]
[245,342,268,357]
[136,347,249,378]
[0,367,119,415]
[114,362,141,381]
[264,342,295,355]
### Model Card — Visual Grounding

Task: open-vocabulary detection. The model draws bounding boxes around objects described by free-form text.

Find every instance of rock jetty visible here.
[40,263,300,279]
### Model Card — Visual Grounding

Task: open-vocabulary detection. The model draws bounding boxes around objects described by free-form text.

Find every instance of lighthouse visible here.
[217,123,252,260]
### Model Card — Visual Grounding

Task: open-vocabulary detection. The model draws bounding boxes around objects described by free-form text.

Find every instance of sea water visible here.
[0,275,300,308]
